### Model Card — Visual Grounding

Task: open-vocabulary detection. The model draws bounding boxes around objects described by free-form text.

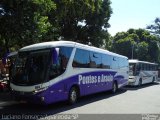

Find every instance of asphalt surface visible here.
[0,82,160,120]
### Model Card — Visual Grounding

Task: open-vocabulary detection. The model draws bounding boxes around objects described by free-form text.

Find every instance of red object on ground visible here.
[0,82,7,91]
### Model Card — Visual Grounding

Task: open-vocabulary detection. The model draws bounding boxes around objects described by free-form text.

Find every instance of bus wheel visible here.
[68,87,78,105]
[152,77,155,83]
[111,81,117,93]
[138,79,142,87]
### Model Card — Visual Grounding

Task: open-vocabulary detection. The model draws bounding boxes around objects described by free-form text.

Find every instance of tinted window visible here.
[112,57,119,69]
[151,65,155,70]
[146,64,149,70]
[90,52,102,68]
[60,47,73,69]
[141,63,144,70]
[102,54,111,69]
[72,49,90,68]
[49,47,73,80]
[11,50,50,85]
[148,64,151,71]
[72,48,127,70]
[136,63,141,71]
[124,58,129,67]
[119,58,125,68]
[129,63,136,76]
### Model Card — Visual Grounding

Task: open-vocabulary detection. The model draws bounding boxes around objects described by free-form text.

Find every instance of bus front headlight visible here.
[33,87,48,94]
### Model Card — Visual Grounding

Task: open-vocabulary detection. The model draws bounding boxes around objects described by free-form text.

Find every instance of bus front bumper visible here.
[128,76,137,86]
[11,90,46,104]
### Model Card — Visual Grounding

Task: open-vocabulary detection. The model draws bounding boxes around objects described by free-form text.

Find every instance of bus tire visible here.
[68,86,78,105]
[111,81,118,94]
[152,77,155,83]
[138,79,142,87]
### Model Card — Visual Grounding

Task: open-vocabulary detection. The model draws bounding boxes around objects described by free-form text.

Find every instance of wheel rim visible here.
[113,83,117,93]
[70,89,77,103]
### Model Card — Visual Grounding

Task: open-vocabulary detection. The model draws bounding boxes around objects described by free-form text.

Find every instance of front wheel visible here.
[138,79,142,87]
[152,77,155,83]
[68,87,78,105]
[111,82,118,93]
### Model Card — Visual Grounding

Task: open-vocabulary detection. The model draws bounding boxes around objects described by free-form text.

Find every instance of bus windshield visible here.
[129,63,136,76]
[11,50,50,85]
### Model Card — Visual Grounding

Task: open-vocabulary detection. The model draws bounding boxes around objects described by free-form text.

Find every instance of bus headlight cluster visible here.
[33,87,48,94]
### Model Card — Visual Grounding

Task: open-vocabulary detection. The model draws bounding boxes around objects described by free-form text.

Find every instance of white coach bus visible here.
[10,41,128,105]
[129,59,158,86]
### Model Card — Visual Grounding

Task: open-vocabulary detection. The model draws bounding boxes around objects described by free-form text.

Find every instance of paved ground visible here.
[60,82,160,114]
[0,82,160,120]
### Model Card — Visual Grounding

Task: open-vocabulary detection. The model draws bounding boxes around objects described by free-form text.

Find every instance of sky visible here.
[108,0,160,36]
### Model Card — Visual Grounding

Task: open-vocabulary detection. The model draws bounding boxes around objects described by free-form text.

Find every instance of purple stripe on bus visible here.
[13,71,127,104]
[42,71,127,104]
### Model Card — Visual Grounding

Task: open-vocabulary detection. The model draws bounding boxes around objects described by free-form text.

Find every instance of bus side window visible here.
[136,63,141,75]
[59,47,73,71]
[49,47,73,80]
[137,64,141,71]
[112,57,119,69]
[102,54,111,69]
[90,52,102,68]
[72,49,90,68]
[49,48,61,79]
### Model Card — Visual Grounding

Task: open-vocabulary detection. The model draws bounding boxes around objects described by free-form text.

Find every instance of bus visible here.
[129,59,158,86]
[10,41,128,105]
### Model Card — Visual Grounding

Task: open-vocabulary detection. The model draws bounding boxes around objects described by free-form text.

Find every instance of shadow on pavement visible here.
[0,89,127,119]
[0,92,12,101]
[124,82,159,91]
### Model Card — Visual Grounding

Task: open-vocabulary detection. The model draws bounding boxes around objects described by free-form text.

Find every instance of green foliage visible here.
[54,0,112,47]
[137,42,149,61]
[0,0,57,57]
[104,33,112,50]
[147,18,160,37]
[112,37,134,58]
[0,0,112,58]
[111,29,160,63]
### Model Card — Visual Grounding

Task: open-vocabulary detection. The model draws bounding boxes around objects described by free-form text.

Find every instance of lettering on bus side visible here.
[78,74,113,85]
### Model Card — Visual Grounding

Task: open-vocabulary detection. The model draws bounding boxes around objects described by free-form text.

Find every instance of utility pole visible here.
[131,44,134,59]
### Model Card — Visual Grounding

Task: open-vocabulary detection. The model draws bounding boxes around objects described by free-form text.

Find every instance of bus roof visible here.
[20,41,76,51]
[8,51,18,57]
[129,59,158,65]
[19,41,128,59]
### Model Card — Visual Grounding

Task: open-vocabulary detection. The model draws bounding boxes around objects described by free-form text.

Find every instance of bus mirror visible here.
[52,48,59,64]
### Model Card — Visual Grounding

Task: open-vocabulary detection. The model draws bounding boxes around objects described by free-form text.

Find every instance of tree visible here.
[147,18,160,37]
[137,42,149,61]
[112,37,134,59]
[147,18,160,62]
[111,29,159,63]
[0,0,56,58]
[148,40,159,62]
[53,0,112,47]
[104,33,112,50]
[0,0,112,58]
